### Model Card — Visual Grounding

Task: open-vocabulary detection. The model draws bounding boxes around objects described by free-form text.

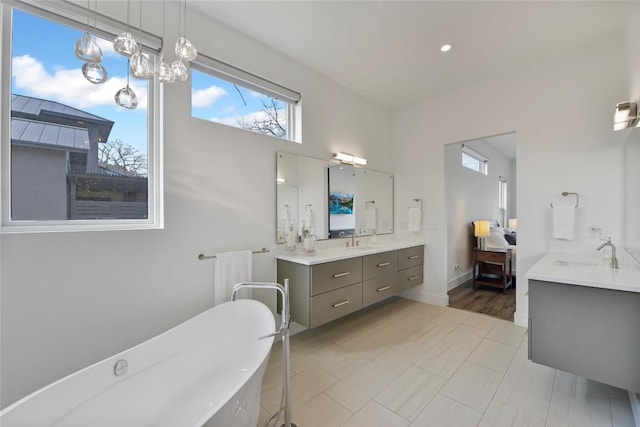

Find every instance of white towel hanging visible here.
[214,250,252,304]
[366,207,378,230]
[408,207,422,232]
[553,204,575,240]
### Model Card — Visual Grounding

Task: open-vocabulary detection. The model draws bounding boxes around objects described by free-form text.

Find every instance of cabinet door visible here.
[363,251,398,281]
[398,265,423,292]
[311,258,363,296]
[310,283,363,328]
[398,246,424,270]
[363,273,397,307]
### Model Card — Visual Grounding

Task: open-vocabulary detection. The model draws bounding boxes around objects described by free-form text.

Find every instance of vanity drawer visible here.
[363,251,398,280]
[363,273,397,307]
[311,258,362,296]
[398,246,424,270]
[398,265,423,292]
[310,282,363,328]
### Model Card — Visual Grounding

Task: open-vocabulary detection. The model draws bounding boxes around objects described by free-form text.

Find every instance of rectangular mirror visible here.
[276,152,394,243]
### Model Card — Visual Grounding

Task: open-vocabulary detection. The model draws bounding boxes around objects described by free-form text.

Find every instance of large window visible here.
[461,144,488,175]
[191,55,300,142]
[1,3,162,232]
[499,176,508,227]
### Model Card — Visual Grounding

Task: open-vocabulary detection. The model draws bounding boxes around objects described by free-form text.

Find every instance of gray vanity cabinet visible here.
[363,252,398,307]
[528,279,640,393]
[277,245,424,329]
[397,246,424,292]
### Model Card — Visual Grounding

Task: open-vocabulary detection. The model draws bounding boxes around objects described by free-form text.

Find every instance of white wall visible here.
[444,138,514,289]
[394,39,628,324]
[0,3,391,407]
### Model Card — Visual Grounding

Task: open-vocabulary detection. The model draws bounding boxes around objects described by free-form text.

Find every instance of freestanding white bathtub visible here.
[0,299,275,426]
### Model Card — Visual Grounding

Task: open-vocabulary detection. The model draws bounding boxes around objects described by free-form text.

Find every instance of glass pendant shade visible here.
[115,86,138,109]
[130,51,153,80]
[171,59,189,81]
[75,32,102,62]
[155,58,175,83]
[113,32,139,57]
[82,61,108,84]
[175,37,198,61]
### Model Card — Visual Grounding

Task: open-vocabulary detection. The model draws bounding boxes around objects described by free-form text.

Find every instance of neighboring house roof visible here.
[11,117,90,152]
[11,94,114,144]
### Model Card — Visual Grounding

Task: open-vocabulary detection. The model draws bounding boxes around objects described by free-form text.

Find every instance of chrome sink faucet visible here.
[596,237,619,269]
[351,232,359,247]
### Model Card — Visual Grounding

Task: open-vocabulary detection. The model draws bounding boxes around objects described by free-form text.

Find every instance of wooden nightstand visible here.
[472,248,513,292]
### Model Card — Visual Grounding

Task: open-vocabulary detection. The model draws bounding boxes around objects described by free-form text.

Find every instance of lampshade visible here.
[474,220,490,238]
[508,218,517,230]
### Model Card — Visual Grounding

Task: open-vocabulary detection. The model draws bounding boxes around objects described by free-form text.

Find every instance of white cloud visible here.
[12,54,148,111]
[192,85,228,108]
[96,36,118,58]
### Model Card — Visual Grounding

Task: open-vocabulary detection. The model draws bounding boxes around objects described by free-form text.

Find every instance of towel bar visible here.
[550,192,579,208]
[198,248,269,260]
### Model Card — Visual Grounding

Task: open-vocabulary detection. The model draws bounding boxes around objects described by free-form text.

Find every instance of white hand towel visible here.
[366,207,378,230]
[305,208,314,229]
[553,204,575,240]
[214,250,252,305]
[408,207,422,232]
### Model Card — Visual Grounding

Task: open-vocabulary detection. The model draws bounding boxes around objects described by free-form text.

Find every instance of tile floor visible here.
[258,297,635,427]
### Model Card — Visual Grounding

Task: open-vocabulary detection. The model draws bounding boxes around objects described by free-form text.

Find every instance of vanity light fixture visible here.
[333,152,367,166]
[613,101,638,131]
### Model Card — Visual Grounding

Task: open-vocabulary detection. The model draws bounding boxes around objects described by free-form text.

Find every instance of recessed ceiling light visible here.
[440,43,453,53]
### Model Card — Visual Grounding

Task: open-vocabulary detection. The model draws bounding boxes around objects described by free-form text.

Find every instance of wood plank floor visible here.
[447,278,516,322]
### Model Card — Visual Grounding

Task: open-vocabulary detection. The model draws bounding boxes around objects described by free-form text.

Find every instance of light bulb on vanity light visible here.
[333,152,367,166]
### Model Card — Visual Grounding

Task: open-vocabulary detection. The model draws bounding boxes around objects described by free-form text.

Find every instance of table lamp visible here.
[474,220,490,250]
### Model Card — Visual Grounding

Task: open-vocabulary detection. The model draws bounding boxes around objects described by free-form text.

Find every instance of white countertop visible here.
[275,240,424,265]
[525,251,640,293]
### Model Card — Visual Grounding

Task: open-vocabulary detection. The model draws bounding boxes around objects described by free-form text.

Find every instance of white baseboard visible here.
[401,287,449,306]
[513,310,528,328]
[629,391,640,427]
[447,271,472,291]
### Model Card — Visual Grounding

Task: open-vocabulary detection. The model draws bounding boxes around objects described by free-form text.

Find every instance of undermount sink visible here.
[553,259,600,267]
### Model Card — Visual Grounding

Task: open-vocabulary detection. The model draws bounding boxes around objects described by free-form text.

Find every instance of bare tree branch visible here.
[237,99,287,138]
[98,139,148,177]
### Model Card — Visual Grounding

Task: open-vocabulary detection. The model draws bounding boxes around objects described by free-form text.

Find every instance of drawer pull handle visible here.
[408,275,418,281]
[332,272,350,278]
[377,262,391,267]
[376,286,391,292]
[332,300,350,308]
[408,255,419,260]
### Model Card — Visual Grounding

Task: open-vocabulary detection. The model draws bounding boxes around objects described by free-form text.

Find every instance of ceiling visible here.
[189,1,631,110]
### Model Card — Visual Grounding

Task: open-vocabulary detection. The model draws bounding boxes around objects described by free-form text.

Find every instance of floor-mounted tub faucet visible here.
[596,237,619,269]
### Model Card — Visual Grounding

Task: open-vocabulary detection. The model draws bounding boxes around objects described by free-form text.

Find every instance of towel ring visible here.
[366,200,375,209]
[413,198,423,209]
[550,192,579,208]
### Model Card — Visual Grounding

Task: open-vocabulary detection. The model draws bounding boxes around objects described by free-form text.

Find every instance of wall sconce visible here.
[333,152,367,166]
[474,220,490,250]
[508,218,517,230]
[613,101,639,131]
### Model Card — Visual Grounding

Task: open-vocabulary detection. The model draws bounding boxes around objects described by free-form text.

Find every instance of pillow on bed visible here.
[504,231,517,245]
[486,227,509,249]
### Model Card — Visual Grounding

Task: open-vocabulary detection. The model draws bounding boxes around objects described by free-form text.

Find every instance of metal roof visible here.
[11,94,114,144]
[11,94,111,124]
[11,117,90,152]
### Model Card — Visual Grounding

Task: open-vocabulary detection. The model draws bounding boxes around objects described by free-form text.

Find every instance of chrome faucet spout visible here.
[596,237,619,269]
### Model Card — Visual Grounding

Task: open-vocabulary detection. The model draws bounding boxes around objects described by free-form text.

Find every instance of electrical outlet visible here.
[587,225,606,238]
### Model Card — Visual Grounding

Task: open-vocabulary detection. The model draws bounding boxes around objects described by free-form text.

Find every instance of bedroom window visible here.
[499,176,508,226]
[1,2,163,233]
[461,145,488,175]
[191,55,301,142]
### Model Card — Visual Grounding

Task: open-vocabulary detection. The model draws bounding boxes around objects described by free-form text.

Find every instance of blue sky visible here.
[11,8,285,153]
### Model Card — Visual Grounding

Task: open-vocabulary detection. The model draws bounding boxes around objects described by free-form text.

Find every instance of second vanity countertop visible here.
[525,251,640,293]
[275,240,424,266]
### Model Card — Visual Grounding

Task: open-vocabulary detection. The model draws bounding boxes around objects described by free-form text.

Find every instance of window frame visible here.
[498,176,508,227]
[0,1,164,234]
[191,54,301,143]
[461,144,488,175]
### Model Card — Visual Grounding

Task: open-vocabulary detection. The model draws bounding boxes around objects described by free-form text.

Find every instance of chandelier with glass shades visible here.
[74,0,198,110]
